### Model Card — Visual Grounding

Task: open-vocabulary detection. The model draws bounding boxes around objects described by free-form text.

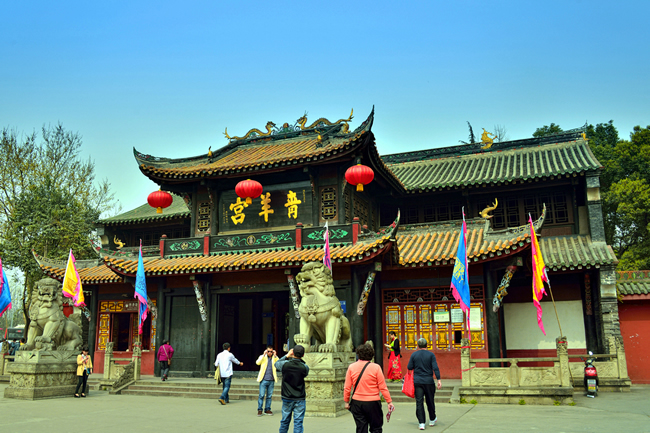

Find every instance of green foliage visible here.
[532,123,563,138]
[518,399,526,405]
[470,399,477,405]
[588,123,650,270]
[459,122,477,145]
[568,401,576,406]
[460,397,468,404]
[553,400,561,406]
[0,124,119,321]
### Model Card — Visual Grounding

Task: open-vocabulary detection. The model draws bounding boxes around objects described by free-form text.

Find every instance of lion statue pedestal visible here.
[4,277,84,400]
[4,350,78,400]
[293,262,355,417]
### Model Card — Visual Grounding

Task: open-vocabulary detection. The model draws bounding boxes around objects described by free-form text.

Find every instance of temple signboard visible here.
[220,181,312,232]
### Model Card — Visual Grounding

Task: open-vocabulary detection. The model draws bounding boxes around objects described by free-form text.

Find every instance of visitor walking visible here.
[74,347,93,398]
[275,345,309,433]
[344,343,395,433]
[215,342,243,405]
[157,340,174,381]
[256,345,279,416]
[384,331,402,381]
[407,338,442,430]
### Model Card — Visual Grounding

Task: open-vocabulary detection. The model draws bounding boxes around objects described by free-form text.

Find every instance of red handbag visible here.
[402,370,415,398]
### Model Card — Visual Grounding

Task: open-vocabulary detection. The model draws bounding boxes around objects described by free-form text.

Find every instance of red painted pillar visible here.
[352,217,360,244]
[204,235,210,256]
[159,234,167,258]
[295,222,303,249]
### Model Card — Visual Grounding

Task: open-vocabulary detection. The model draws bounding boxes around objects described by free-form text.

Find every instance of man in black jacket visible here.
[407,338,442,430]
[275,345,310,433]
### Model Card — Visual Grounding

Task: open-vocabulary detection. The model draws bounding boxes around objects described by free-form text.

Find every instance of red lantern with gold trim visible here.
[148,189,173,214]
[345,164,374,192]
[235,179,263,204]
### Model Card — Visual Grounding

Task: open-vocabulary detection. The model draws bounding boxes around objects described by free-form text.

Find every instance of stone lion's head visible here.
[296,262,335,297]
[35,277,62,308]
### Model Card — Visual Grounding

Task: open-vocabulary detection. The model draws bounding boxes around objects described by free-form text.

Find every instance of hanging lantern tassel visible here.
[345,164,374,192]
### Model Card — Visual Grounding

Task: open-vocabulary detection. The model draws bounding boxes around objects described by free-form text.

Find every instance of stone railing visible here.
[99,341,142,392]
[459,336,631,404]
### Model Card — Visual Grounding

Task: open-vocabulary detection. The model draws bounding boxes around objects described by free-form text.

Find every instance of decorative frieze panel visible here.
[320,186,338,221]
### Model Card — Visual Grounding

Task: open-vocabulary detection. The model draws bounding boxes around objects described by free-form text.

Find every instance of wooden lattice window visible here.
[354,196,371,227]
[320,186,337,221]
[343,187,351,223]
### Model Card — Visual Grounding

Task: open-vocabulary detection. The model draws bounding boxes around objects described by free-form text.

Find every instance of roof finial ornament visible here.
[113,236,126,250]
[208,146,213,158]
[481,128,498,150]
[480,198,498,219]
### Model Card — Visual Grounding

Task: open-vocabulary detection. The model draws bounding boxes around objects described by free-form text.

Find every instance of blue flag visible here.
[134,243,149,334]
[450,211,471,330]
[0,258,12,318]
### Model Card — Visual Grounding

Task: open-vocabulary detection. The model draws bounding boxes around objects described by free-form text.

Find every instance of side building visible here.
[34,109,620,379]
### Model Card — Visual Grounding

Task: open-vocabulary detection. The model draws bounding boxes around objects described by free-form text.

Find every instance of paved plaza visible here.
[1,383,649,433]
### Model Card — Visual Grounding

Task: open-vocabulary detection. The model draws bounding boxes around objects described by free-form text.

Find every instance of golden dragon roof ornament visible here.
[223,109,354,142]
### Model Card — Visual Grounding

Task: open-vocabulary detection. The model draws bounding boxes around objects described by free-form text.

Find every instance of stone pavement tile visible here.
[2,384,650,433]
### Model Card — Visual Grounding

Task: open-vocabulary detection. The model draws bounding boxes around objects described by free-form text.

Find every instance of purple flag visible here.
[0,258,12,318]
[134,242,149,334]
[323,222,332,272]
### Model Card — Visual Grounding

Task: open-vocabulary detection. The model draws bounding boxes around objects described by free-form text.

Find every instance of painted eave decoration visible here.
[617,271,650,297]
[32,250,122,284]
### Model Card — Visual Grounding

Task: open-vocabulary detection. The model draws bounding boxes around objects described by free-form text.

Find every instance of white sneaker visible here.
[430,417,437,426]
[419,423,425,430]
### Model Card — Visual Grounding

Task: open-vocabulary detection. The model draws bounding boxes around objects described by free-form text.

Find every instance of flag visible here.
[450,211,471,330]
[0,258,12,318]
[134,242,149,334]
[323,222,332,273]
[529,214,549,335]
[62,250,86,307]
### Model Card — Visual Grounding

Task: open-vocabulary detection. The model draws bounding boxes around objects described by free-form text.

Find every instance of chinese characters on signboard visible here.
[221,182,312,231]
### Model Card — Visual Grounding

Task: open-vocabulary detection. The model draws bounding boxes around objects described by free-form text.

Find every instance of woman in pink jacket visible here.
[157,340,174,381]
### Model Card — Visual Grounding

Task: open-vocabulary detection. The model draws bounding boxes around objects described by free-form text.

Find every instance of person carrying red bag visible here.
[407,338,442,430]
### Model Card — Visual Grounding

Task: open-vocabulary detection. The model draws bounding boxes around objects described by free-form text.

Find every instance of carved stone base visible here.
[4,350,78,400]
[303,351,354,417]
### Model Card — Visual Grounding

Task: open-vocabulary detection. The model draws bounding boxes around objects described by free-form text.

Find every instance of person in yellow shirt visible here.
[255,345,279,416]
[74,347,93,398]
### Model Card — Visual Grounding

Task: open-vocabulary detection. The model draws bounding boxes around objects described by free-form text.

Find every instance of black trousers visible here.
[75,372,88,395]
[350,400,383,433]
[414,383,436,424]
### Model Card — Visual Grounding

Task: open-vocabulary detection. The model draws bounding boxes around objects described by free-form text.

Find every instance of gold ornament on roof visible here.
[113,236,126,250]
[481,128,498,149]
[296,108,353,132]
[480,198,498,219]
[224,121,277,141]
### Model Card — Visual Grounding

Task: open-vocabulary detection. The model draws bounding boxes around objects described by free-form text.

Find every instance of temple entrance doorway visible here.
[217,292,290,371]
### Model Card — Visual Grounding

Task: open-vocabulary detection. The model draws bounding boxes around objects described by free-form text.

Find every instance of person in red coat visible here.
[157,340,174,381]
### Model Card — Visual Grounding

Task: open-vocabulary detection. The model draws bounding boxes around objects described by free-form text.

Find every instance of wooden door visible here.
[169,296,201,373]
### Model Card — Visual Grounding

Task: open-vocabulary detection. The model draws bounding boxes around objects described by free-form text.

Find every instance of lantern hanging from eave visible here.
[148,189,173,214]
[235,179,263,204]
[345,164,374,192]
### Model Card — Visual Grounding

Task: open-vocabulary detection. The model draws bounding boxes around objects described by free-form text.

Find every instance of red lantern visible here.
[235,179,263,204]
[148,189,173,214]
[345,164,374,192]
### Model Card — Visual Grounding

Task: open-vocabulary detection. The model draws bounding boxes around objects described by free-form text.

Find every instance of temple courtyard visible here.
[1,382,648,432]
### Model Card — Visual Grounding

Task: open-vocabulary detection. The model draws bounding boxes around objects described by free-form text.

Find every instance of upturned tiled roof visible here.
[99,194,190,226]
[33,251,122,284]
[102,232,394,276]
[617,270,650,296]
[538,236,618,271]
[383,133,601,192]
[395,218,533,267]
[134,111,375,181]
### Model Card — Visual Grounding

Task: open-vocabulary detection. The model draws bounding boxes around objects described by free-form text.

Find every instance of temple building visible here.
[34,109,620,379]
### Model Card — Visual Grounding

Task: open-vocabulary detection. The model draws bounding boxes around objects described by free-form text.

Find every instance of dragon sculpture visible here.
[224,121,276,141]
[296,109,354,132]
[480,198,498,219]
[481,128,498,149]
[113,236,126,250]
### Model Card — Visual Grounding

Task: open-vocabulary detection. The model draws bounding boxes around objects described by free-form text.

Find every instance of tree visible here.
[533,123,563,138]
[0,124,119,328]
[459,121,477,144]
[493,124,509,142]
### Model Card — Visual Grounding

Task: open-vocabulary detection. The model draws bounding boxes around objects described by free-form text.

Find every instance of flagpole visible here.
[547,285,564,337]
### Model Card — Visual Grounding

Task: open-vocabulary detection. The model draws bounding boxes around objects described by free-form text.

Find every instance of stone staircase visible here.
[118,377,457,403]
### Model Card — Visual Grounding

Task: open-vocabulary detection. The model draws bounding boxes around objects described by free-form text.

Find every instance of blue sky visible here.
[2,1,648,214]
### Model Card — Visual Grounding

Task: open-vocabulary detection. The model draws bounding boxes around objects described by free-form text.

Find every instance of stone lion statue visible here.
[293,262,353,353]
[21,277,83,352]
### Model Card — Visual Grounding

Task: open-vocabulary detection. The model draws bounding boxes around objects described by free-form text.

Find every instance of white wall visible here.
[504,300,586,350]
